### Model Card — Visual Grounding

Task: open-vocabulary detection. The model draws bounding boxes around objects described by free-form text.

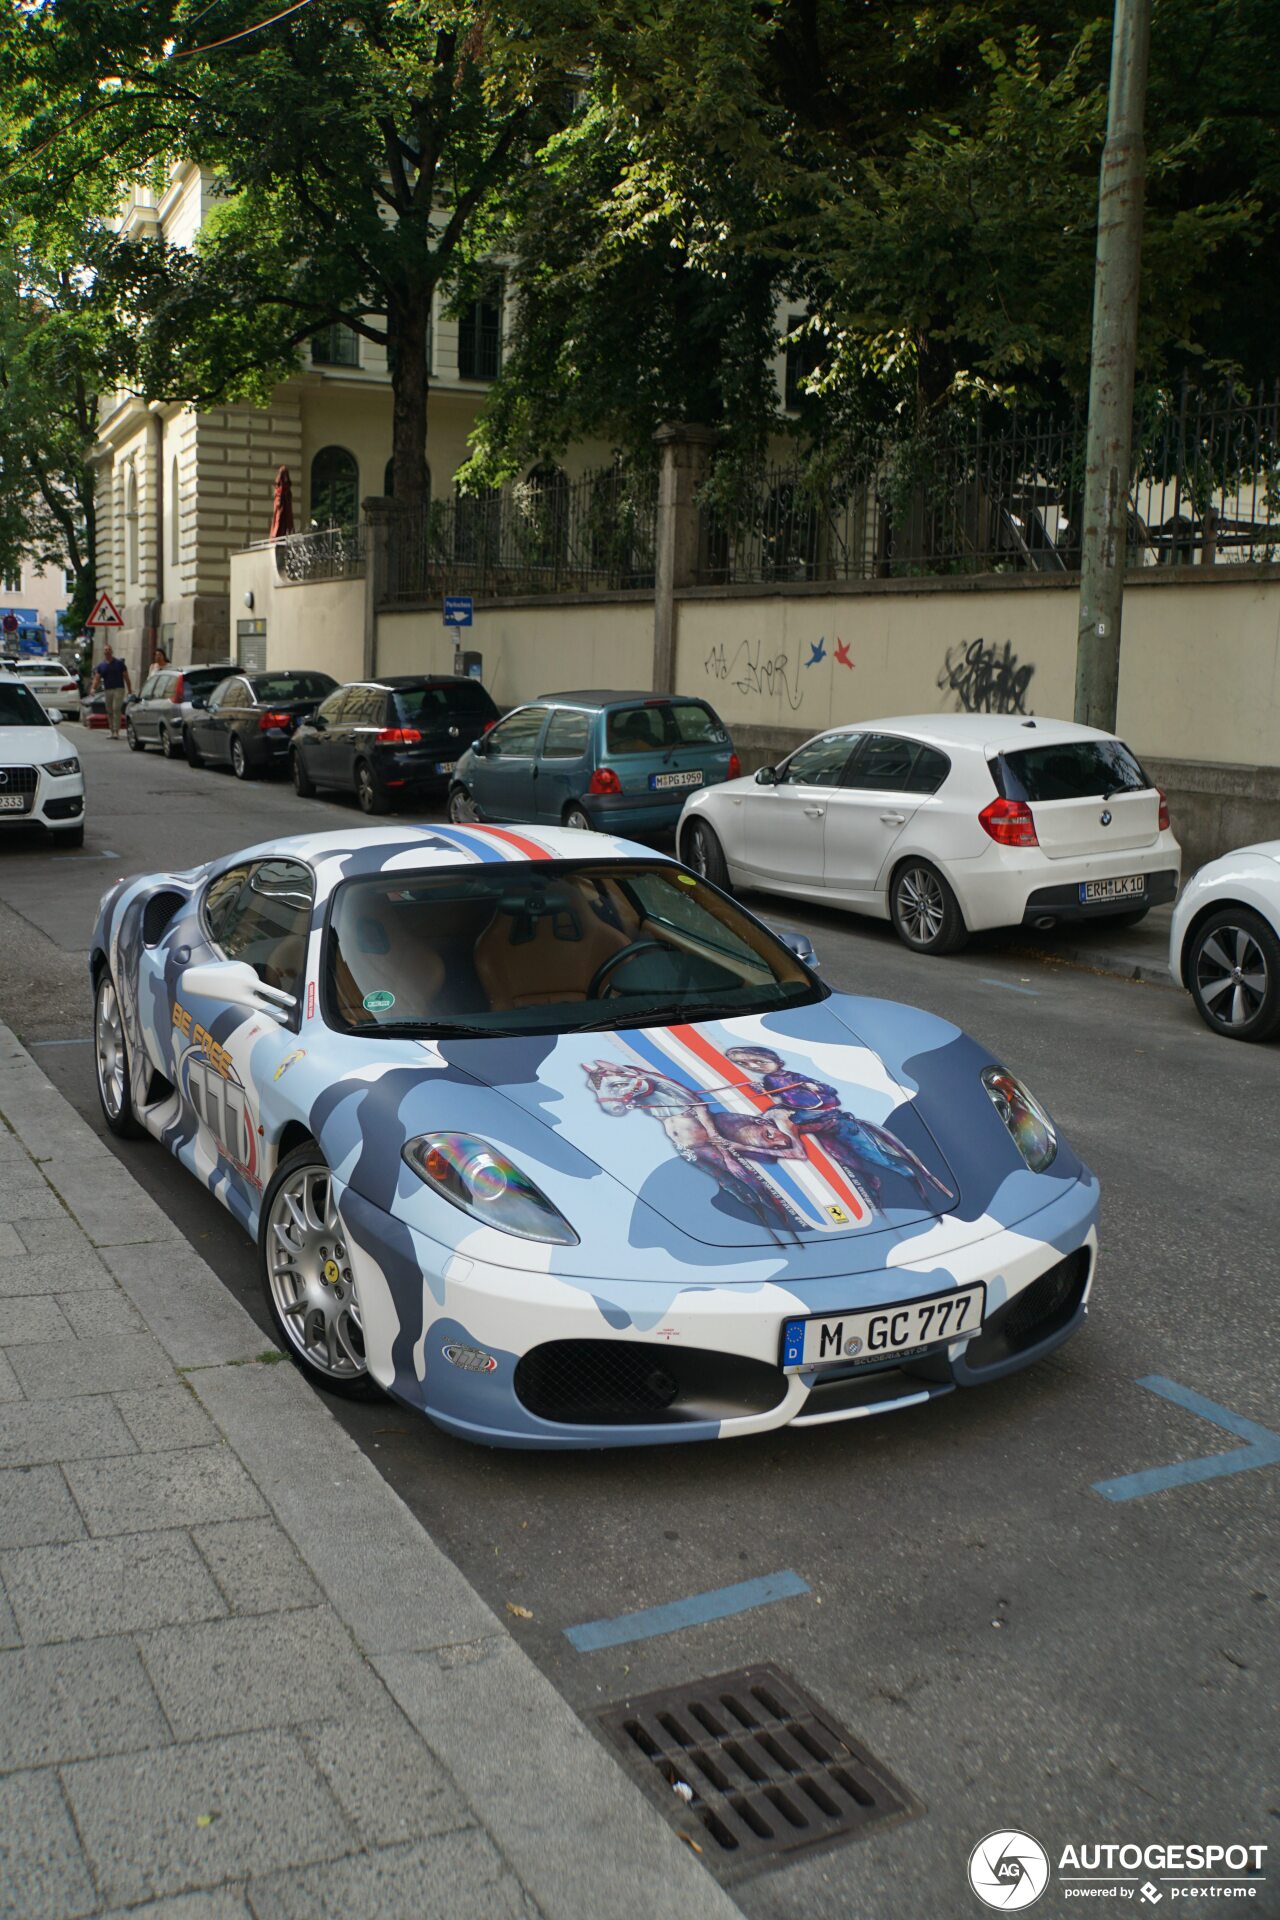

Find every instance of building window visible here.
[784,313,823,411]
[126,468,140,583]
[1,572,21,593]
[169,457,180,568]
[525,464,569,569]
[309,446,359,526]
[310,323,360,368]
[457,280,502,381]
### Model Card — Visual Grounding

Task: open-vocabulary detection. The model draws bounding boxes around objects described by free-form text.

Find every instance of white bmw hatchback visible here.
[678,713,1181,955]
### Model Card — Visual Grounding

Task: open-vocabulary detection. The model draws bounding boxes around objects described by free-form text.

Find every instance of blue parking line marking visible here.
[564,1569,810,1653]
[980,978,1040,996]
[1092,1375,1280,1502]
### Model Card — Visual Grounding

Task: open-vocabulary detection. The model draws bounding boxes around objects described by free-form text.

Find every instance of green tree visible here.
[2,0,592,507]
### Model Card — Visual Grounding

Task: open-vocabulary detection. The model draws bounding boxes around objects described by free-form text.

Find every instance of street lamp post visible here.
[1074,0,1152,732]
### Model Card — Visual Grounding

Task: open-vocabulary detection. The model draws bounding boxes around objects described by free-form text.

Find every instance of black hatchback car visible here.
[185,669,337,778]
[289,676,499,813]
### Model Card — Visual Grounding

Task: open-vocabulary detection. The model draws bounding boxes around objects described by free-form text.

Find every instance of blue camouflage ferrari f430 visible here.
[90,823,1098,1447]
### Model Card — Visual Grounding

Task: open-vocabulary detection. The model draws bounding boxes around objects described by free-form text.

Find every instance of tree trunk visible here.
[387,293,431,509]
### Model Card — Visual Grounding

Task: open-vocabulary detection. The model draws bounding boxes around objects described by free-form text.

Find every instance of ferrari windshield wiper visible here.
[371,1019,518,1040]
[573,999,739,1033]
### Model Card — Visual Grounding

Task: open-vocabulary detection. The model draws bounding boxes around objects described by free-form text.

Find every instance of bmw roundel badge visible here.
[1100,809,1112,826]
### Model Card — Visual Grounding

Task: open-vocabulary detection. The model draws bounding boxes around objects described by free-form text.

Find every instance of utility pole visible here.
[1074,0,1152,731]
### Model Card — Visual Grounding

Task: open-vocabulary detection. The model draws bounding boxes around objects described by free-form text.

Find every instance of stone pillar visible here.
[652,424,718,695]
[361,495,395,681]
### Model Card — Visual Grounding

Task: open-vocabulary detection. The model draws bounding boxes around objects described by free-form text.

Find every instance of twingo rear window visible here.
[993,738,1151,803]
[606,701,727,753]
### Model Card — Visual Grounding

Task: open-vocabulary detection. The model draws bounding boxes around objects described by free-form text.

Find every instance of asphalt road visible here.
[2,728,1276,1920]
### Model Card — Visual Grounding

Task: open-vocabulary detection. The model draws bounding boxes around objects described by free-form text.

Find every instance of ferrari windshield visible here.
[325,860,822,1035]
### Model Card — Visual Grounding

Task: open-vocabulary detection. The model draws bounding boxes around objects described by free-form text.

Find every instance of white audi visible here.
[678,714,1181,956]
[0,676,86,846]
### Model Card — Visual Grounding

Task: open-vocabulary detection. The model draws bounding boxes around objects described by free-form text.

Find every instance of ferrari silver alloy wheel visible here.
[1195,924,1269,1028]
[897,865,946,946]
[267,1166,367,1382]
[95,977,126,1120]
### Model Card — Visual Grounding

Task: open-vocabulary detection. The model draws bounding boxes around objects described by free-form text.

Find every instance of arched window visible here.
[383,457,430,502]
[126,467,139,583]
[169,457,180,569]
[309,446,359,526]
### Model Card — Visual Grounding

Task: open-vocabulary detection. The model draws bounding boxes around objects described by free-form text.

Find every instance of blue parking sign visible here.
[443,596,474,628]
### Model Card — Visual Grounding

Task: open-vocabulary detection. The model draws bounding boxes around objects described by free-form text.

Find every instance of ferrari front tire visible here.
[94,970,142,1138]
[259,1145,380,1400]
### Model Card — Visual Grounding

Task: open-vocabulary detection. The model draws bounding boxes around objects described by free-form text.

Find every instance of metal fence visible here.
[380,465,658,604]
[697,384,1280,586]
[269,524,366,584]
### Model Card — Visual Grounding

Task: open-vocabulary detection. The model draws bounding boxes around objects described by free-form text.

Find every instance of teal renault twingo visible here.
[447,690,740,834]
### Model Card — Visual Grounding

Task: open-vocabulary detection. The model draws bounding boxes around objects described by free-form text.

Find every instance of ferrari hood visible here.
[452,1004,961,1250]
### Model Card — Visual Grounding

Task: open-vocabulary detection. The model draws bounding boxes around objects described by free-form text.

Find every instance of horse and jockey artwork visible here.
[584,1035,955,1236]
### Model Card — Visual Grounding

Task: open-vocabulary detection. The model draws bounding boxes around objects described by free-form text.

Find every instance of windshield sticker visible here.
[363,989,395,1014]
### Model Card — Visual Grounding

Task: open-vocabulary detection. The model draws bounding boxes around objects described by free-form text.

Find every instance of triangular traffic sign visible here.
[86,592,123,628]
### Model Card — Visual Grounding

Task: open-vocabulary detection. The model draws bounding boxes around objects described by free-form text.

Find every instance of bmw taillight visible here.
[1157,787,1170,831]
[727,752,741,779]
[979,796,1039,847]
[258,709,292,731]
[171,674,185,703]
[376,727,422,744]
[588,767,622,795]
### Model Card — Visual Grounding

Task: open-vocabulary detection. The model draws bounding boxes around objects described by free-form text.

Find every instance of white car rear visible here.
[679,713,1181,955]
[0,657,82,718]
[0,678,87,846]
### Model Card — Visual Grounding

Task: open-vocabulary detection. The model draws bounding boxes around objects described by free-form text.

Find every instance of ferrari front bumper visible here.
[337,1172,1099,1450]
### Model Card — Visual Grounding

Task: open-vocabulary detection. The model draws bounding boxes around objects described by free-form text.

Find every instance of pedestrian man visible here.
[90,639,132,739]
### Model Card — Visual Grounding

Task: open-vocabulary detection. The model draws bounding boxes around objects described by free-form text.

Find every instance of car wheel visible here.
[259,1144,380,1399]
[230,735,254,780]
[160,726,177,760]
[55,823,85,849]
[563,804,594,833]
[890,860,968,955]
[1187,907,1280,1042]
[126,720,143,752]
[683,817,729,888]
[93,969,142,1139]
[184,728,203,768]
[291,750,316,798]
[355,760,388,815]
[448,785,478,823]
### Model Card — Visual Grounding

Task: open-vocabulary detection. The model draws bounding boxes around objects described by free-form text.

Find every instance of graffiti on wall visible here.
[703,637,804,711]
[938,637,1035,715]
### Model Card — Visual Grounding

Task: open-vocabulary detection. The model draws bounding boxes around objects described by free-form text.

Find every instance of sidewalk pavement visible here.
[1013,903,1176,987]
[0,1022,744,1920]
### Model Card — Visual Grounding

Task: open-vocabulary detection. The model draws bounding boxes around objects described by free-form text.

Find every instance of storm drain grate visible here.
[599,1663,918,1875]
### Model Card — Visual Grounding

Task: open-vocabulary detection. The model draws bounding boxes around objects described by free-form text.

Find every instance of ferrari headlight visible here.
[981,1066,1057,1173]
[402,1132,578,1245]
[44,756,80,778]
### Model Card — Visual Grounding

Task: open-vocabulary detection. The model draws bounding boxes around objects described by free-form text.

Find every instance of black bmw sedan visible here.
[289,675,499,813]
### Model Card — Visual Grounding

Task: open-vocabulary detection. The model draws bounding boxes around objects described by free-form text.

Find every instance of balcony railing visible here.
[271,524,366,583]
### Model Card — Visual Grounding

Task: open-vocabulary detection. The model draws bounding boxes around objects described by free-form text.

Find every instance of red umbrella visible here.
[268,466,295,540]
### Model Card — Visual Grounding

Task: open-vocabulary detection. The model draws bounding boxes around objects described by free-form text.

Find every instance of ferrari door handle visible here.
[802,806,824,818]
[880,811,907,825]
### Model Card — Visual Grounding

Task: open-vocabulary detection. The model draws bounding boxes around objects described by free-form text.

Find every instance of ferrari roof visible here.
[228,822,665,874]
